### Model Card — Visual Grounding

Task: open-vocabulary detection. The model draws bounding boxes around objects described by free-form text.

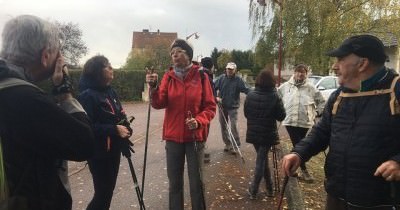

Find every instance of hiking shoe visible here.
[266,189,274,197]
[229,147,237,155]
[265,182,274,197]
[223,145,232,152]
[247,188,257,200]
[300,169,314,183]
[204,153,210,163]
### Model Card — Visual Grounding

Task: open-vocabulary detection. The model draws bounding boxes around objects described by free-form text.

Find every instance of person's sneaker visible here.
[204,153,210,163]
[247,188,257,200]
[301,169,314,183]
[223,145,231,152]
[229,147,237,155]
[265,182,274,197]
[266,189,274,197]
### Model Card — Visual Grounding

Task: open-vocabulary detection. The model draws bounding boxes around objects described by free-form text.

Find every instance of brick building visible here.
[132,29,177,55]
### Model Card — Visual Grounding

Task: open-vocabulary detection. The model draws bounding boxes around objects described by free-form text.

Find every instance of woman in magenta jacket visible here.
[146,39,216,210]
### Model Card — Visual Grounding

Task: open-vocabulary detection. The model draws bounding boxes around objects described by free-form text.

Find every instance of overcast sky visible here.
[0,0,256,68]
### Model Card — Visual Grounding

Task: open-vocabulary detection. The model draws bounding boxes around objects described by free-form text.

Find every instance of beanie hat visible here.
[201,57,213,69]
[170,39,193,61]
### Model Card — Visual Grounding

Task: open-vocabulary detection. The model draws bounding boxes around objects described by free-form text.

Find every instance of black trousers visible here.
[285,126,309,170]
[86,151,121,210]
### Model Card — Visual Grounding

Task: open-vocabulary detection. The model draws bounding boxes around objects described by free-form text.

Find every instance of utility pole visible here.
[258,0,283,86]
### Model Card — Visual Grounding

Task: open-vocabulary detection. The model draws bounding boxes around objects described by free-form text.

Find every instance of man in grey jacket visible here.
[214,62,251,154]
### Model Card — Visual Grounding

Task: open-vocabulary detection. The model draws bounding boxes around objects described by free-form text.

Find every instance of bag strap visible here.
[0,77,40,202]
[332,76,400,115]
[0,77,39,91]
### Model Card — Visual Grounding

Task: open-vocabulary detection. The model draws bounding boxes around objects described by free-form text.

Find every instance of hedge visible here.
[37,69,147,101]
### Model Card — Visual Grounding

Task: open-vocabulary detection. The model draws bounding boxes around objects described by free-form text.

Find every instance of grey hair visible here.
[0,15,63,66]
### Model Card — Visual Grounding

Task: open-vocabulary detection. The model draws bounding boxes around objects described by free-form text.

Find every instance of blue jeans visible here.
[249,144,273,194]
[218,108,240,147]
[165,141,205,210]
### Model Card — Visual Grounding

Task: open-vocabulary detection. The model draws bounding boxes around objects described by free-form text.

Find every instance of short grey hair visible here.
[0,15,63,66]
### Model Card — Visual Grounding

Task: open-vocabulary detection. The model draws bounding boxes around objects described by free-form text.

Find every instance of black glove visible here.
[120,138,134,157]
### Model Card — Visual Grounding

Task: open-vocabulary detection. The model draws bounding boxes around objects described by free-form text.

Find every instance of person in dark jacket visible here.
[282,34,400,209]
[0,15,94,210]
[200,57,216,164]
[146,39,216,210]
[78,55,132,210]
[244,69,285,200]
[214,62,251,154]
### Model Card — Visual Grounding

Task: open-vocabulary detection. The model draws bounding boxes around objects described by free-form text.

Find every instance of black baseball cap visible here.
[325,34,388,64]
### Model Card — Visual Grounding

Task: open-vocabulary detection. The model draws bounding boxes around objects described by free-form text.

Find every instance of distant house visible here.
[132,29,177,55]
[379,33,399,71]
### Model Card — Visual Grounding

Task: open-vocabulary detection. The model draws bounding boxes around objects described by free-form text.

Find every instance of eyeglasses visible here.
[226,68,235,71]
[170,48,186,56]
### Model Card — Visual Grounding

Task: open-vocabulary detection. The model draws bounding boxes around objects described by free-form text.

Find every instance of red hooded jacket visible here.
[151,65,216,143]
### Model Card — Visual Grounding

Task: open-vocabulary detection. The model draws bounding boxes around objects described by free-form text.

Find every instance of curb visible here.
[280,141,305,210]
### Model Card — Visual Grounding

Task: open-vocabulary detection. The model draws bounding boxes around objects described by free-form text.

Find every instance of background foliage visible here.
[249,0,400,75]
[55,21,88,67]
[38,70,146,101]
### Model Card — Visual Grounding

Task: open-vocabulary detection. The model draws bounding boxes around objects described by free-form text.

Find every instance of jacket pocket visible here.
[306,103,316,123]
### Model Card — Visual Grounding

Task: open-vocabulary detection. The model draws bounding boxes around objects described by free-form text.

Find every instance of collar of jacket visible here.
[0,59,31,82]
[288,75,307,86]
[360,66,387,92]
[168,64,199,81]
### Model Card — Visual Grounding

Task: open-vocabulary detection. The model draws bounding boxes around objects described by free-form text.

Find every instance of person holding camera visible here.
[146,39,216,210]
[0,15,94,210]
[78,55,132,210]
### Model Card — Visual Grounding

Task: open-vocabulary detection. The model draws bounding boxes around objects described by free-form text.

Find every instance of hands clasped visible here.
[374,160,400,181]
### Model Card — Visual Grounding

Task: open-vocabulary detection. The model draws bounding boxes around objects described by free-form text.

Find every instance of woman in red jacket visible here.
[146,39,216,210]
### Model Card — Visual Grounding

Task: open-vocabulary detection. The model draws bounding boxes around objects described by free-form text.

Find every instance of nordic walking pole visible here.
[217,102,245,162]
[187,111,206,209]
[272,145,281,193]
[142,67,155,197]
[277,176,289,210]
[122,143,146,210]
[118,118,146,210]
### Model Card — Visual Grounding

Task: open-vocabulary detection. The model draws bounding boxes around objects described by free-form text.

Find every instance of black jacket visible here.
[244,87,286,145]
[293,69,400,207]
[78,76,128,159]
[0,60,94,210]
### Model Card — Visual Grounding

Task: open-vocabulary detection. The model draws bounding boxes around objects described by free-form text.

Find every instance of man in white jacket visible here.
[278,64,325,182]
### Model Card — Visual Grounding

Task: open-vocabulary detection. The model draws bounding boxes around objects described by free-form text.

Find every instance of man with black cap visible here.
[282,34,400,209]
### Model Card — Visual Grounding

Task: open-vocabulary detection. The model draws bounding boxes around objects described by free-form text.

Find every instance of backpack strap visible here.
[0,137,6,202]
[389,76,400,115]
[0,78,39,91]
[331,76,400,115]
[0,77,39,202]
[331,93,343,115]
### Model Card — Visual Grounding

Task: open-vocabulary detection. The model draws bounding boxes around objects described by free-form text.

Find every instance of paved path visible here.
[69,97,291,210]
